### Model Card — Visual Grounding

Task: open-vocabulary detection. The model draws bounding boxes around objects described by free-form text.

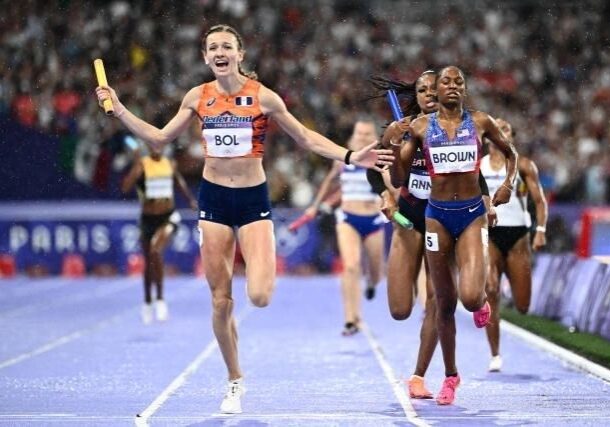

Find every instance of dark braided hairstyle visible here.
[201,24,258,80]
[368,70,437,120]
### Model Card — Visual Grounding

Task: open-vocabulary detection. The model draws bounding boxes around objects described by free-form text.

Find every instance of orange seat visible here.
[127,253,144,276]
[0,254,16,278]
[62,254,86,277]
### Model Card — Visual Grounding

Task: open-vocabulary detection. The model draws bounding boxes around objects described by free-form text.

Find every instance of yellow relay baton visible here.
[93,59,114,116]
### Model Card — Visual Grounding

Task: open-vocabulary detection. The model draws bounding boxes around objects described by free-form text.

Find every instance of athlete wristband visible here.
[536,225,546,233]
[344,149,354,165]
[501,183,513,192]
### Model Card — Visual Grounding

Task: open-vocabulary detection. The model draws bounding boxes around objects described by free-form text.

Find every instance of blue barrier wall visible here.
[0,202,358,275]
[530,253,610,340]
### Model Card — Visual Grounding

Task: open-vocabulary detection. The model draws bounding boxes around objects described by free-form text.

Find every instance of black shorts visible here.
[140,210,180,242]
[198,178,272,228]
[398,193,427,235]
[489,226,530,257]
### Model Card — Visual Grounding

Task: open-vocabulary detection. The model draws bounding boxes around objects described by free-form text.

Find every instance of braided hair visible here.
[368,70,437,120]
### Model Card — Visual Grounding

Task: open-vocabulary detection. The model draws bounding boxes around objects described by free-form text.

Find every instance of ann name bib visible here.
[408,149,431,199]
[408,171,432,199]
[202,113,254,157]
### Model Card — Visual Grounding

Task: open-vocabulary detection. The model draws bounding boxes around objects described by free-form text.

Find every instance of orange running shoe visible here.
[407,375,433,399]
[473,301,491,328]
[436,375,461,405]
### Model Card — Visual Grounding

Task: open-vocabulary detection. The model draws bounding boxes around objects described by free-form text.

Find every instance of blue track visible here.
[0,275,608,426]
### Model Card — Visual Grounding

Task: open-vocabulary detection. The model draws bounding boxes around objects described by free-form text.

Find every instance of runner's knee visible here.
[390,301,413,320]
[342,262,360,279]
[247,278,274,307]
[248,289,272,307]
[212,294,234,317]
[461,289,484,312]
[514,298,530,314]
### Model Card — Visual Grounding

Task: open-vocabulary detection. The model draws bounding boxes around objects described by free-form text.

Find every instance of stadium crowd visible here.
[2,0,610,205]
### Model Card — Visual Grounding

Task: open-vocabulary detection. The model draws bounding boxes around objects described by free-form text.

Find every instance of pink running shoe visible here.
[436,375,461,405]
[473,301,491,328]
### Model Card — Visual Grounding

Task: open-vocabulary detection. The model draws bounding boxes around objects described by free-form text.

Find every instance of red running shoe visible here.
[436,375,461,405]
[473,301,491,328]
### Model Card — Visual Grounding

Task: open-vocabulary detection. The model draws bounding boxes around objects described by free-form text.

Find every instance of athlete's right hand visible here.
[95,85,124,117]
[491,184,512,206]
[380,190,399,222]
[304,206,318,219]
[381,117,411,148]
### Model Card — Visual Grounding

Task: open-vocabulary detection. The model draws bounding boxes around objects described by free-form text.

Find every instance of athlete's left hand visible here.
[532,231,546,251]
[351,141,395,172]
[492,184,512,206]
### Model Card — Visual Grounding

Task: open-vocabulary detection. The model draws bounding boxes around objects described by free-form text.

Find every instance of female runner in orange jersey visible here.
[96,24,393,414]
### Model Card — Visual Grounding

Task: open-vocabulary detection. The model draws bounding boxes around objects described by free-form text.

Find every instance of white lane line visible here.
[0,309,133,370]
[135,304,253,424]
[456,303,610,383]
[501,319,610,383]
[0,278,204,370]
[0,279,137,320]
[360,321,430,427]
[0,312,126,370]
[3,413,610,421]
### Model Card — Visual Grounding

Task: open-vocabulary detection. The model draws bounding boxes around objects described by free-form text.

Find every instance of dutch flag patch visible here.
[235,96,253,106]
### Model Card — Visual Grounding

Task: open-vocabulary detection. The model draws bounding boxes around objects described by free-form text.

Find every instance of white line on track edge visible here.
[360,321,430,427]
[500,319,610,383]
[0,313,125,370]
[136,304,253,424]
[457,303,610,383]
[0,278,202,371]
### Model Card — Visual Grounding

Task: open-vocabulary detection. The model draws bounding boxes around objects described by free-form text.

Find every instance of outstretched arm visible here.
[520,157,547,250]
[96,86,199,152]
[259,86,393,170]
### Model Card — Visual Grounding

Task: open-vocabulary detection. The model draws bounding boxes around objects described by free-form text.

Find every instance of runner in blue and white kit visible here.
[368,70,492,398]
[306,119,386,336]
[383,66,518,405]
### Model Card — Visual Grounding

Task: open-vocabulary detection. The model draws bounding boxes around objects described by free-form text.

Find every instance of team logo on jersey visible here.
[235,96,253,106]
[206,97,216,107]
[457,129,470,138]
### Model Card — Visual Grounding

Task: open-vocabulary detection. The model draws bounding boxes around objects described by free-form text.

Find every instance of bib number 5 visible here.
[425,231,439,251]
